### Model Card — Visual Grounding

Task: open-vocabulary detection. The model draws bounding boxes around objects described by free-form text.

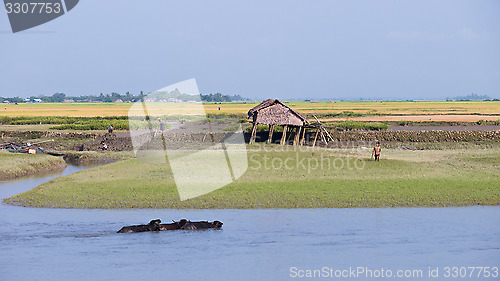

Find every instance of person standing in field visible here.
[372,141,381,161]
[158,118,165,136]
[108,124,114,134]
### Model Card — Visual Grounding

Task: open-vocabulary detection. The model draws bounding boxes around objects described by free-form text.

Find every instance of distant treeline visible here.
[446,93,498,101]
[1,92,141,103]
[200,93,246,102]
[1,91,247,103]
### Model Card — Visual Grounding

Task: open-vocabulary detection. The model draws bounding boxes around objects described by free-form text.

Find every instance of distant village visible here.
[1,91,247,104]
[1,91,496,105]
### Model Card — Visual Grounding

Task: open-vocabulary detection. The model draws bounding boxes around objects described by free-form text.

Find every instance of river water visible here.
[0,166,498,281]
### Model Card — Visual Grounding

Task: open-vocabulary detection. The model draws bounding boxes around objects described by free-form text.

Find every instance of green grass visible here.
[63,151,134,165]
[379,141,500,150]
[0,116,130,130]
[385,120,500,126]
[324,120,388,131]
[4,147,499,208]
[0,151,66,180]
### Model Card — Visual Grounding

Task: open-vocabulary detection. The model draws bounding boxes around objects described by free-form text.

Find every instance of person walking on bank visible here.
[372,141,381,161]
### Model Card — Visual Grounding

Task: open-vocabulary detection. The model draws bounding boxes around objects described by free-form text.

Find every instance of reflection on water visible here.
[0,167,499,281]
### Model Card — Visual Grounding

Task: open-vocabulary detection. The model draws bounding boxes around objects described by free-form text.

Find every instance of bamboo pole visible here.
[312,128,320,147]
[29,139,54,146]
[322,127,335,143]
[250,123,258,144]
[300,126,306,146]
[280,125,288,145]
[293,126,301,146]
[267,124,274,144]
[313,114,335,143]
[320,130,327,144]
[286,126,293,143]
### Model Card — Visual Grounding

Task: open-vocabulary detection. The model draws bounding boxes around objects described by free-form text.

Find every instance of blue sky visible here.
[1,0,499,100]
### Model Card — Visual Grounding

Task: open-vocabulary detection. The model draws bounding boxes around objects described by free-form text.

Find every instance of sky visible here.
[1,0,499,100]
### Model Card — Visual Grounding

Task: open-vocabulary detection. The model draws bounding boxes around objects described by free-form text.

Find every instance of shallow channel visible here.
[0,165,498,281]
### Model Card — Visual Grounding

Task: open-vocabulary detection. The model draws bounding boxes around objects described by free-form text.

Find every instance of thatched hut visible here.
[247,99,309,145]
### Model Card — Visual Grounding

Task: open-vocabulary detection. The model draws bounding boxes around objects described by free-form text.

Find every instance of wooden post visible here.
[267,124,274,144]
[313,115,335,143]
[293,126,297,145]
[320,129,327,144]
[286,126,293,143]
[250,122,258,144]
[322,127,335,143]
[312,128,320,147]
[280,125,288,145]
[300,126,306,146]
[294,126,301,146]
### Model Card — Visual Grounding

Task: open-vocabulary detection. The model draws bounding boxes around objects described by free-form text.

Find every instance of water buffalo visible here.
[117,219,162,233]
[159,219,188,230]
[118,219,223,233]
[181,220,223,230]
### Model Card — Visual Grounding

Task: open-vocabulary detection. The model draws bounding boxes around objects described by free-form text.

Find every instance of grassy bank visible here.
[5,147,499,208]
[0,151,66,180]
[63,151,134,165]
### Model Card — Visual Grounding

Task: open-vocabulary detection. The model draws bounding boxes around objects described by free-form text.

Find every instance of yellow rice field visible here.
[0,101,499,121]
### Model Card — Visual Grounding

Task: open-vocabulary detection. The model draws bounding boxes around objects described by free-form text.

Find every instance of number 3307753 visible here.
[5,2,62,14]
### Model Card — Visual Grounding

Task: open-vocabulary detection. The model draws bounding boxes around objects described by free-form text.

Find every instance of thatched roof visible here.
[248,99,309,126]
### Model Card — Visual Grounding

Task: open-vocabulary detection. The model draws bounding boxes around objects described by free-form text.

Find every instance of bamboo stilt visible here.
[312,128,320,147]
[267,124,274,143]
[300,126,306,146]
[322,127,335,143]
[313,114,334,143]
[294,126,302,146]
[286,126,293,143]
[250,123,258,144]
[280,125,288,145]
[320,130,327,145]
